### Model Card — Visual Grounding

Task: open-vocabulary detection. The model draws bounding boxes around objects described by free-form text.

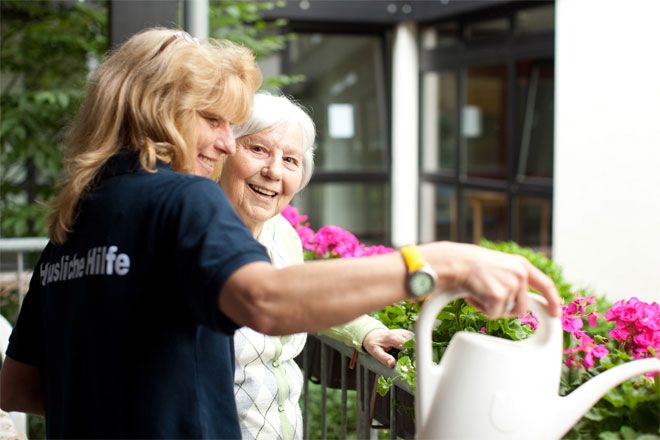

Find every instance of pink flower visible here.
[564,333,609,369]
[564,355,577,368]
[562,315,583,333]
[605,297,660,361]
[311,225,360,258]
[609,326,631,342]
[565,302,579,316]
[281,205,308,228]
[583,344,609,369]
[587,313,599,327]
[520,312,538,331]
[296,226,316,251]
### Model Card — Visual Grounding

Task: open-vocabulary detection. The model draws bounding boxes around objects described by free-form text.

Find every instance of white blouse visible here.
[234,215,307,440]
[233,215,387,440]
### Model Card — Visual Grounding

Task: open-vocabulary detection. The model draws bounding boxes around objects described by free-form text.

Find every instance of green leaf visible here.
[376,376,393,397]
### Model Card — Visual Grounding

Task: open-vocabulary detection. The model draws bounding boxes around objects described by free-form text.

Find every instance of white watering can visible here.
[415,292,660,440]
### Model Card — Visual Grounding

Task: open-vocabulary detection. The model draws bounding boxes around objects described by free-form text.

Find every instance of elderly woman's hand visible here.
[362,328,414,368]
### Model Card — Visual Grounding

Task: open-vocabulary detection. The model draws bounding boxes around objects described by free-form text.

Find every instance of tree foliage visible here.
[0,0,107,237]
[1,0,299,239]
[209,0,303,90]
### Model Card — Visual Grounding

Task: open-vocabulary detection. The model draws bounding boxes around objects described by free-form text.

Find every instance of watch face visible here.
[409,272,435,296]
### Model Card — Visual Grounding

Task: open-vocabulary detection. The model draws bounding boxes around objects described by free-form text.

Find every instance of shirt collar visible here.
[98,150,171,181]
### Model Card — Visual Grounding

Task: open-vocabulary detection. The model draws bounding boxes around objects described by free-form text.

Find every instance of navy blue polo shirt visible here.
[7,152,270,439]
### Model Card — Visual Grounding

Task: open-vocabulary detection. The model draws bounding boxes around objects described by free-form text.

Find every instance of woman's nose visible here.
[215,120,236,155]
[261,156,282,180]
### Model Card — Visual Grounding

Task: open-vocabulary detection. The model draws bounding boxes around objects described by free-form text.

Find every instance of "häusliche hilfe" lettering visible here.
[39,245,131,286]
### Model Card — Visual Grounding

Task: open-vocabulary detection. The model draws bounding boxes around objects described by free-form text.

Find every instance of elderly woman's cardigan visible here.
[233,214,386,440]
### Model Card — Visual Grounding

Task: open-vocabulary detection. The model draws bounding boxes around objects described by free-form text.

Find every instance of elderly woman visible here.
[218,93,412,439]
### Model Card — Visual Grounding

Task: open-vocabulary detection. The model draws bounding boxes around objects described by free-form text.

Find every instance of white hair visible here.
[232,92,316,191]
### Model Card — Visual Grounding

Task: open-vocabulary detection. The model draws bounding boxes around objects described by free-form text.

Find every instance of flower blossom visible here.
[520,312,538,331]
[281,205,308,228]
[564,333,609,369]
[309,225,360,258]
[606,297,660,360]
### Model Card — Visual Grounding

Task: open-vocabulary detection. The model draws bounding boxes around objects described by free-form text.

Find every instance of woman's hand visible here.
[423,242,562,319]
[362,328,414,368]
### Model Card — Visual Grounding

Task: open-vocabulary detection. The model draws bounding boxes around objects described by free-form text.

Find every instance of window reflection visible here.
[516,60,554,181]
[420,183,456,242]
[464,17,510,41]
[464,65,508,180]
[287,34,387,171]
[515,196,552,256]
[517,5,555,35]
[461,190,508,243]
[422,21,460,49]
[422,71,458,173]
[419,3,554,249]
[294,183,389,244]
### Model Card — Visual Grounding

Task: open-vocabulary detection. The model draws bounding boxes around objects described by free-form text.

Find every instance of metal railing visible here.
[0,237,49,306]
[300,334,415,440]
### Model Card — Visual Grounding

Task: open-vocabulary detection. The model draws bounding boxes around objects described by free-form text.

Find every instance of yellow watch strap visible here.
[400,245,425,272]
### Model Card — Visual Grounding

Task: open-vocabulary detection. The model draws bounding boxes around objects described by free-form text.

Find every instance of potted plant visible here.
[284,207,659,439]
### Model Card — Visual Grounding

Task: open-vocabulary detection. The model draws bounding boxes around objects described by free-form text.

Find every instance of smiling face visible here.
[219,123,304,236]
[193,111,236,178]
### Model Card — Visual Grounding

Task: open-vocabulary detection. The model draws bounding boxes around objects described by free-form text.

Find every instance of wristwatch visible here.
[400,245,438,298]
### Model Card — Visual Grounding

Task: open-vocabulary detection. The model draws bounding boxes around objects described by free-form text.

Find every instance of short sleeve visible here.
[169,179,270,333]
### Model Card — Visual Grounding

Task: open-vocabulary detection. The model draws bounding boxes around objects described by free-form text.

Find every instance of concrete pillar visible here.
[391,21,419,247]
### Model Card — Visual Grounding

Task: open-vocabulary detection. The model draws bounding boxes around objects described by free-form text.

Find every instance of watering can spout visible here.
[552,357,660,438]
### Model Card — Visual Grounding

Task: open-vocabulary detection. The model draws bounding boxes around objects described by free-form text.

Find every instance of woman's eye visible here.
[200,113,220,128]
[284,157,300,166]
[250,145,266,154]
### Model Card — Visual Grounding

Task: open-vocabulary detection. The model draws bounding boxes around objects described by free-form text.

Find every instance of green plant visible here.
[209,0,304,91]
[283,206,658,438]
[374,296,537,394]
[304,382,358,440]
[1,0,107,238]
[374,241,659,439]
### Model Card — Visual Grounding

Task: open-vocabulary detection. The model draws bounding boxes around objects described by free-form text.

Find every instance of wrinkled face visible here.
[219,124,304,232]
[193,111,236,177]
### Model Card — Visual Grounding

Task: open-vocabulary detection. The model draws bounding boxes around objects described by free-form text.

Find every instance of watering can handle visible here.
[414,291,560,429]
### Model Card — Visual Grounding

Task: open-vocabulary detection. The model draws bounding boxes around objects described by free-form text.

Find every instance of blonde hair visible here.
[232,92,316,191]
[48,28,262,244]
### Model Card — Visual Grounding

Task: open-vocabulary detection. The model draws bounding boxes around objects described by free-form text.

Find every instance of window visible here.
[420,3,554,255]
[286,33,389,243]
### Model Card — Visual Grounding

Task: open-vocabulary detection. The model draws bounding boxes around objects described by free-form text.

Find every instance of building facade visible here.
[102,0,660,303]
[263,0,660,302]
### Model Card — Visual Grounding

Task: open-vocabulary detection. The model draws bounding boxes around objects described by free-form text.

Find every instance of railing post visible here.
[320,341,328,439]
[340,353,348,438]
[302,343,310,440]
[390,384,397,440]
[300,334,415,439]
[0,237,48,310]
[17,251,25,308]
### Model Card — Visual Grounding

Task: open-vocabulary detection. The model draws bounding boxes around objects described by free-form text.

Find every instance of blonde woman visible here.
[0,28,562,440]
